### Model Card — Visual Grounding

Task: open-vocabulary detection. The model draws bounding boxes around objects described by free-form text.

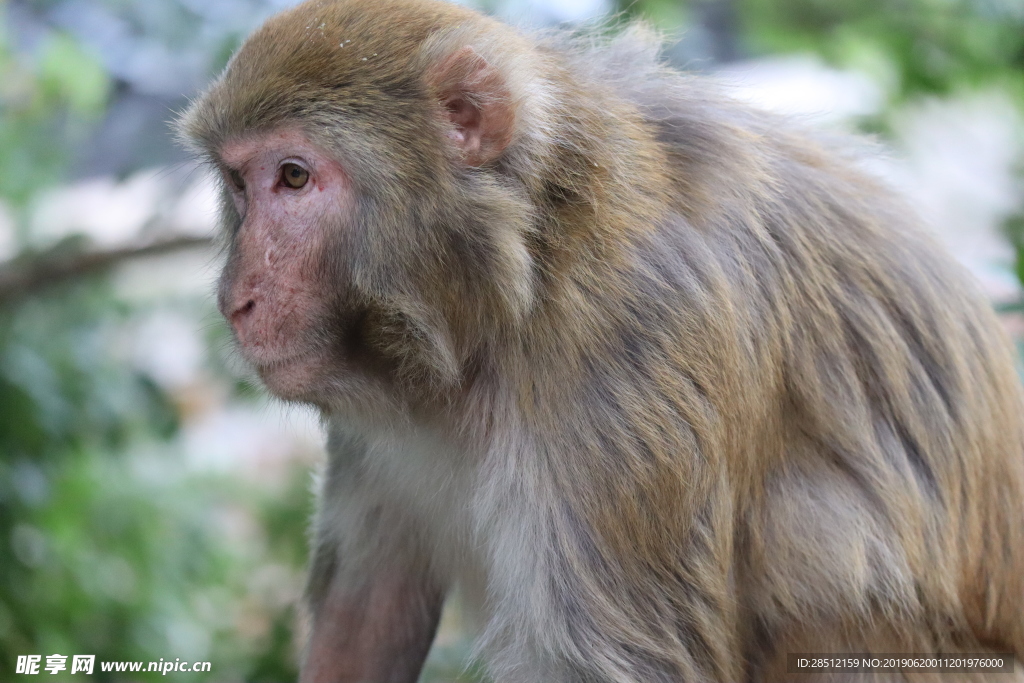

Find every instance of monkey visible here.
[176,0,1024,680]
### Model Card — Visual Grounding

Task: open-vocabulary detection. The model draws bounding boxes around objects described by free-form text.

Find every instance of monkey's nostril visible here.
[229,299,257,333]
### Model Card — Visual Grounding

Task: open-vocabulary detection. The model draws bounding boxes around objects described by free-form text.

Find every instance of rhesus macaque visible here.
[178,0,1024,680]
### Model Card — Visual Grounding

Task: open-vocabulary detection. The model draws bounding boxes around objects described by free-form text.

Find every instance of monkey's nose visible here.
[229,299,257,339]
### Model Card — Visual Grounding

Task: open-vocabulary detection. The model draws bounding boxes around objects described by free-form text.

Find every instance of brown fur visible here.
[179,0,1024,680]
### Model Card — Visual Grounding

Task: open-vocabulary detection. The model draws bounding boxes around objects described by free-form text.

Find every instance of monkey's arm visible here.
[301,570,442,683]
[300,430,444,683]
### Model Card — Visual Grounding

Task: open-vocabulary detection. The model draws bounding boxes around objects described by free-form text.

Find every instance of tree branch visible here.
[0,235,215,304]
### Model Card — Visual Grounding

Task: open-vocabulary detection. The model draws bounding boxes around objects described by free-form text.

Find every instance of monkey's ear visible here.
[426,46,514,167]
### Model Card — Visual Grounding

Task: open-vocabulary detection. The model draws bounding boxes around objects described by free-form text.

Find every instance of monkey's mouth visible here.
[243,302,430,404]
[246,352,326,404]
[254,306,388,377]
[250,348,320,373]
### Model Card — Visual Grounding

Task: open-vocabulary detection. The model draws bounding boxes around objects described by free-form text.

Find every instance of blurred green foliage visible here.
[0,3,309,680]
[739,0,1023,96]
[0,268,310,681]
[626,0,1024,98]
[0,27,109,212]
[0,279,313,681]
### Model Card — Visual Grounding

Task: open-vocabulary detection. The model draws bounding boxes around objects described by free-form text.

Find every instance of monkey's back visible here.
[494,32,1024,673]
[645,83,1024,661]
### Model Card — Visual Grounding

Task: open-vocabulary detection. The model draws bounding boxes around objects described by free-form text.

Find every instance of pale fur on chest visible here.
[318,413,489,619]
[317,402,560,670]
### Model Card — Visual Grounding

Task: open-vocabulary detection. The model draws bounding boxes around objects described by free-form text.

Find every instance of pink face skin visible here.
[216,127,352,401]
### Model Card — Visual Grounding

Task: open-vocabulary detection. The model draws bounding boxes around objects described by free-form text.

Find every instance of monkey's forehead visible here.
[178,0,487,153]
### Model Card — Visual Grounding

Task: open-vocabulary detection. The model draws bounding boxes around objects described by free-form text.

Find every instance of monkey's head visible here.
[178,0,551,412]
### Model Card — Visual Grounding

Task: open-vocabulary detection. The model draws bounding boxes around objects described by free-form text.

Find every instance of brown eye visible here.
[228,168,245,191]
[281,163,309,189]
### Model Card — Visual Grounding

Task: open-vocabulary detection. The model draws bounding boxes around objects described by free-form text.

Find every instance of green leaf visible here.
[37,33,111,117]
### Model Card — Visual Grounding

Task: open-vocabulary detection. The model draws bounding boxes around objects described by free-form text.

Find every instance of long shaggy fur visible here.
[180,1,1024,680]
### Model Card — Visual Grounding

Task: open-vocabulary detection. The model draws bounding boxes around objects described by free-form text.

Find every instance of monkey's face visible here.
[213,123,476,414]
[188,8,534,413]
[216,127,354,404]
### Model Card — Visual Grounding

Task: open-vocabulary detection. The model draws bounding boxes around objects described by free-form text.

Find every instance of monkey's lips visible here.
[231,326,331,398]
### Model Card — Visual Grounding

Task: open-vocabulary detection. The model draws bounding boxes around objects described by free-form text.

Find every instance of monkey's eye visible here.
[281,163,309,189]
[228,168,245,191]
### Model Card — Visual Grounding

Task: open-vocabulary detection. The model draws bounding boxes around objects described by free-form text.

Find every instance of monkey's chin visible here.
[252,353,334,405]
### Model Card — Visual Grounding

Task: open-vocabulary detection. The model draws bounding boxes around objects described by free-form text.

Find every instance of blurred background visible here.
[1,0,1022,680]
